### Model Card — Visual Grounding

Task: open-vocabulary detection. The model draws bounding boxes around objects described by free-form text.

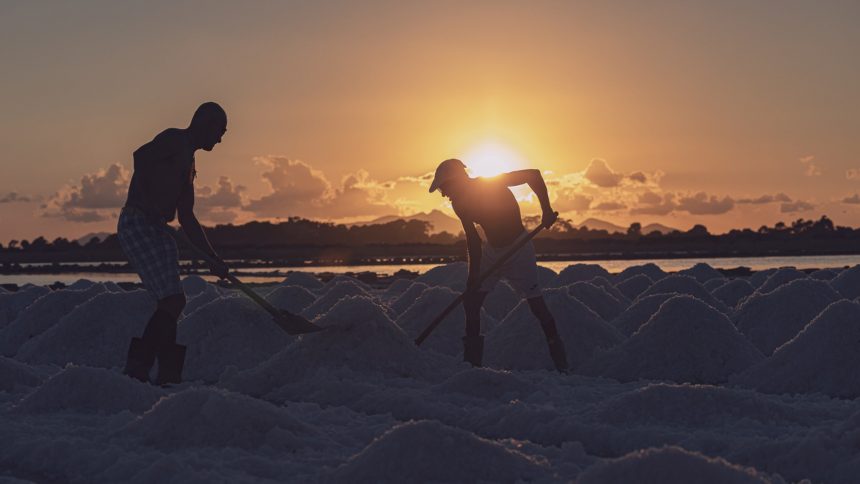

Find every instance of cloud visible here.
[842,194,860,204]
[593,201,626,211]
[42,163,129,222]
[0,192,32,203]
[630,191,676,216]
[799,155,820,177]
[583,159,624,188]
[847,169,860,180]
[193,176,246,225]
[627,171,647,183]
[780,200,815,213]
[553,187,592,213]
[736,193,792,204]
[676,192,735,215]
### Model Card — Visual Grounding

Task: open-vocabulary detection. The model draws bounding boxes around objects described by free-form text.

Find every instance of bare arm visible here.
[498,169,558,227]
[453,205,482,291]
[177,184,228,278]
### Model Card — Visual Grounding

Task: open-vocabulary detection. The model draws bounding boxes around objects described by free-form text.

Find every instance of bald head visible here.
[189,102,227,151]
[190,102,227,128]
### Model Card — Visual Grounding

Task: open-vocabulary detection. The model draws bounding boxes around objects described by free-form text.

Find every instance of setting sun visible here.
[462,141,526,178]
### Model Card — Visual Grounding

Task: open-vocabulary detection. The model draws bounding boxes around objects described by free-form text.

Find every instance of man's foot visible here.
[462,335,484,367]
[155,343,187,386]
[123,337,156,382]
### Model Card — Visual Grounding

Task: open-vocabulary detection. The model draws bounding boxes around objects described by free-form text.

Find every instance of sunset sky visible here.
[1,1,859,242]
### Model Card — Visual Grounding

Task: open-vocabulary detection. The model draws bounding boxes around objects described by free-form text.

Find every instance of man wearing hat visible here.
[429,159,568,371]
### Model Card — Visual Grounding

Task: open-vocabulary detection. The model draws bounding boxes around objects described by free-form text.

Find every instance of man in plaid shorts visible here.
[118,102,229,385]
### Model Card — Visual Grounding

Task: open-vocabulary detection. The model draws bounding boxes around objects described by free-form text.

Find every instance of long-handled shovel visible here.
[171,229,324,335]
[414,218,554,346]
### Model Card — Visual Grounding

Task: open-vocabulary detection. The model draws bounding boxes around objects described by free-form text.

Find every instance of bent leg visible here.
[462,291,488,366]
[527,296,569,372]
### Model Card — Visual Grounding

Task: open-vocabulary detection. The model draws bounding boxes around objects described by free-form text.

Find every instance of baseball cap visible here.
[429,158,468,193]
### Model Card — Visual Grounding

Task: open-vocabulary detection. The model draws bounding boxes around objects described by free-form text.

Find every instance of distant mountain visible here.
[642,223,679,235]
[575,218,627,234]
[76,232,112,245]
[352,209,462,235]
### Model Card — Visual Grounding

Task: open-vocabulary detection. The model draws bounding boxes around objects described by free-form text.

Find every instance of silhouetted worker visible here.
[117,102,229,385]
[429,159,568,371]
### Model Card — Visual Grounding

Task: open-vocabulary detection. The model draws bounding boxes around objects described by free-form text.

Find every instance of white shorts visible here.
[479,237,542,298]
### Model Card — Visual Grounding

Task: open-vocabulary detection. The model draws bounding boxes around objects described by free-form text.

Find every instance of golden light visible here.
[462,141,526,178]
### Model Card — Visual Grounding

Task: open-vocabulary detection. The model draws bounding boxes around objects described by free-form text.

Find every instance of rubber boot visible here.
[123,337,156,382]
[540,322,569,372]
[155,343,187,386]
[462,335,484,367]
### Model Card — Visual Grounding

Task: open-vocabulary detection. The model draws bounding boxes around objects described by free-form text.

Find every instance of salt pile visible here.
[396,286,496,357]
[615,273,653,300]
[679,262,724,284]
[321,274,371,294]
[536,266,558,287]
[712,279,755,309]
[0,285,51,327]
[15,290,153,368]
[734,279,840,355]
[566,281,627,321]
[14,365,164,414]
[486,288,623,370]
[66,279,97,290]
[181,284,223,317]
[829,264,860,299]
[756,267,807,294]
[265,285,317,313]
[733,300,860,398]
[414,262,467,290]
[582,295,763,383]
[636,275,729,314]
[389,281,430,315]
[0,355,44,392]
[588,276,631,304]
[382,278,414,299]
[614,263,666,283]
[432,367,537,400]
[551,263,610,287]
[747,268,777,289]
[610,293,675,337]
[302,280,373,319]
[178,296,294,382]
[282,271,324,291]
[481,281,520,321]
[809,268,838,280]
[120,387,319,450]
[577,446,780,484]
[327,420,549,483]
[0,284,106,356]
[703,278,726,291]
[180,275,209,297]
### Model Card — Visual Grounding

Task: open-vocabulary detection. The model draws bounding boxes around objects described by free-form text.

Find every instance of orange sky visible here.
[1,1,859,242]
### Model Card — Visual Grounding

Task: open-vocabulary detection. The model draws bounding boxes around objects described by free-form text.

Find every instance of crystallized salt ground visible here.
[180,275,209,297]
[389,281,430,315]
[829,264,860,299]
[588,276,631,305]
[712,279,755,309]
[431,367,538,400]
[610,293,675,337]
[756,267,807,294]
[679,262,725,284]
[0,284,107,356]
[178,296,294,382]
[734,279,841,355]
[281,271,325,291]
[486,288,623,371]
[302,280,374,319]
[326,420,549,484]
[550,263,610,287]
[15,290,154,368]
[732,300,860,398]
[636,274,730,314]
[566,281,627,321]
[321,275,372,294]
[810,268,839,280]
[481,281,521,321]
[615,273,653,300]
[414,262,467,289]
[582,295,763,383]
[66,279,97,291]
[536,266,558,288]
[0,355,44,392]
[396,286,497,358]
[118,387,320,450]
[577,446,782,484]
[614,263,666,283]
[748,268,777,289]
[265,285,317,314]
[13,366,165,414]
[703,278,726,291]
[382,278,414,300]
[0,285,51,328]
[181,284,224,317]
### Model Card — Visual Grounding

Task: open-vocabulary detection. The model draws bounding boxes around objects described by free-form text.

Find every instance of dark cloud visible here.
[553,188,592,213]
[630,191,676,216]
[842,194,860,204]
[736,193,792,204]
[676,192,735,215]
[593,201,626,211]
[0,192,32,203]
[627,171,647,183]
[780,200,815,213]
[583,159,624,188]
[42,163,129,222]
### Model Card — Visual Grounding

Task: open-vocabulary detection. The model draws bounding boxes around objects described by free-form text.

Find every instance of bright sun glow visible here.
[462,141,525,178]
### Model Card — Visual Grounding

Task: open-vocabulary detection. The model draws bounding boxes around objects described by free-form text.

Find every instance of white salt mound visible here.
[0,356,43,392]
[566,281,627,321]
[809,268,838,281]
[551,263,610,287]
[327,420,549,484]
[679,262,725,284]
[390,281,430,315]
[396,286,496,357]
[829,264,860,299]
[265,285,317,313]
[588,276,631,305]
[321,274,371,294]
[414,262,467,290]
[610,293,675,337]
[179,296,293,382]
[178,275,207,297]
[0,284,106,356]
[536,266,558,288]
[712,279,755,309]
[636,275,729,314]
[582,295,763,384]
[120,387,317,450]
[0,285,51,327]
[482,281,521,321]
[66,279,96,291]
[181,284,223,317]
[704,278,726,291]
[14,366,164,414]
[302,280,373,319]
[734,279,841,355]
[733,300,860,398]
[486,288,623,371]
[382,278,414,299]
[756,267,807,294]
[577,446,780,484]
[748,268,777,289]
[281,271,324,291]
[432,367,537,400]
[615,263,666,283]
[16,290,153,368]
[615,273,653,300]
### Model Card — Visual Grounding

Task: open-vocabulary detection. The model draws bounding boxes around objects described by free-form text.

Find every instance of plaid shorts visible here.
[117,207,182,299]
